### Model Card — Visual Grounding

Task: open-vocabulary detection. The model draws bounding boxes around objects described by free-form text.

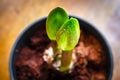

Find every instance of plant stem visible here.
[51,41,62,61]
[51,41,73,72]
[60,50,73,71]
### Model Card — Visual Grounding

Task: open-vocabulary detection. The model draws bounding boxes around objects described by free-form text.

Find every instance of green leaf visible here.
[56,17,80,51]
[46,7,69,40]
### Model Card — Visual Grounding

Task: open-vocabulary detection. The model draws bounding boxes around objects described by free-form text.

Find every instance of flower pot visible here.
[9,16,113,80]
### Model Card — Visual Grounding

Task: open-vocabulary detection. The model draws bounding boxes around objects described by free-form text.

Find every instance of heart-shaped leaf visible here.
[56,17,80,51]
[46,7,69,40]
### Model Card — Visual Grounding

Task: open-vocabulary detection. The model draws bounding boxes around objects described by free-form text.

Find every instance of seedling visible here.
[46,7,80,71]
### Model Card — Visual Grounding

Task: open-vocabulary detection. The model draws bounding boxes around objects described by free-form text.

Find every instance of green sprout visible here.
[46,7,80,71]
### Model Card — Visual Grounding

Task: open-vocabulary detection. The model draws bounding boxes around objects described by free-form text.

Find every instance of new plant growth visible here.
[46,7,80,71]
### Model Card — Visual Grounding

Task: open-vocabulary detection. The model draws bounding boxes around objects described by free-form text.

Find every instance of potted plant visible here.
[10,7,113,80]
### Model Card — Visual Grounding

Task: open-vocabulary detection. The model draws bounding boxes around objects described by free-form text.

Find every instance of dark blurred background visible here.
[0,0,120,80]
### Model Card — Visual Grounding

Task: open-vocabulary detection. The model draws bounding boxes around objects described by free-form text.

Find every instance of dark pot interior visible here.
[9,16,113,80]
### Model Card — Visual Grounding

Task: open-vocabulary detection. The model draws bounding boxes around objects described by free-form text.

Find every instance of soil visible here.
[15,28,107,80]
